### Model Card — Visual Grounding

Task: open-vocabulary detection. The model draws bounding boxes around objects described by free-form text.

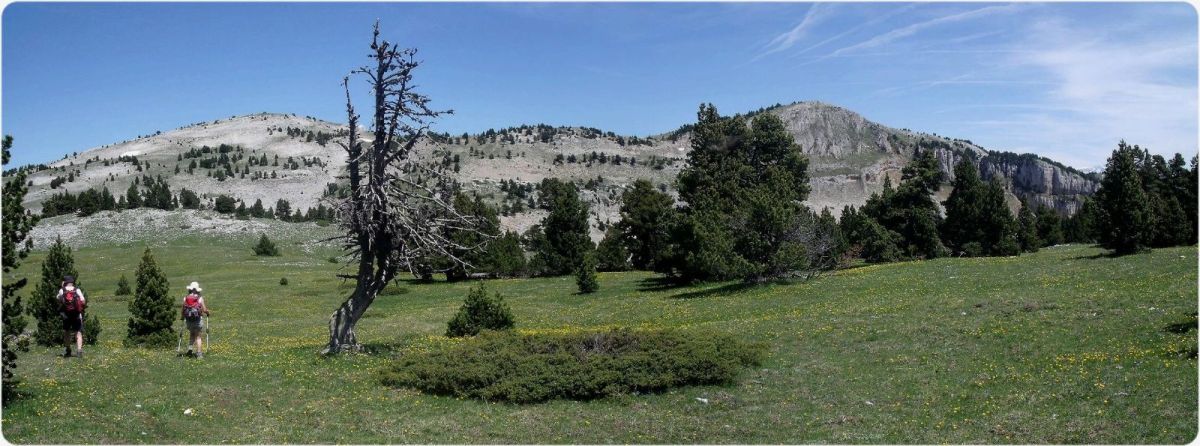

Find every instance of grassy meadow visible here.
[1,232,1196,443]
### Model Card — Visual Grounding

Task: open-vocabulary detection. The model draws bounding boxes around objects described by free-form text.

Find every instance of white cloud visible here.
[752,3,834,61]
[830,4,1025,57]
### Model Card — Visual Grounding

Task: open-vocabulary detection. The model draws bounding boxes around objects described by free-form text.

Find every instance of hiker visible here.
[57,275,87,358]
[181,282,211,358]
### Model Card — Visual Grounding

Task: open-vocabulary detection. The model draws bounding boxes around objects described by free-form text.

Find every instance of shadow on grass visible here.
[667,282,759,300]
[636,276,689,293]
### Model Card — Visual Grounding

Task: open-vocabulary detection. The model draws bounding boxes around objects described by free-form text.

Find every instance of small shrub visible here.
[83,314,101,345]
[446,282,514,337]
[253,234,280,256]
[381,329,763,403]
[575,253,599,294]
[961,242,983,257]
[114,274,131,296]
[122,330,174,348]
[280,277,288,286]
[327,256,339,264]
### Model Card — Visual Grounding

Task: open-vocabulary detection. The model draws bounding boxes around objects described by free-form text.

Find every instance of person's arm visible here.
[181,297,187,320]
[200,297,210,316]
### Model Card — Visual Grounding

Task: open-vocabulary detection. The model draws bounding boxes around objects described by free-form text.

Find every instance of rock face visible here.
[16,102,1098,242]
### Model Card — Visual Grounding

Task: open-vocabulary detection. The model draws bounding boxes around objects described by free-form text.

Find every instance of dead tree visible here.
[324,22,486,354]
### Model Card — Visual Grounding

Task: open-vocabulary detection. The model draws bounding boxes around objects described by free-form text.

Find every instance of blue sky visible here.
[3,2,1196,169]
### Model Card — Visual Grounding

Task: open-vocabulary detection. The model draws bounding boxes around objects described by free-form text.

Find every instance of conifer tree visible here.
[617,179,676,271]
[575,251,599,294]
[1094,141,1152,255]
[1017,200,1041,253]
[254,234,281,256]
[1035,205,1064,247]
[532,178,593,276]
[485,231,528,278]
[595,226,630,272]
[114,274,132,296]
[3,135,37,402]
[125,249,173,346]
[31,238,77,346]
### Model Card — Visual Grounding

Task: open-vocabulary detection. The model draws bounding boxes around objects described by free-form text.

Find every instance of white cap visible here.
[187,282,202,292]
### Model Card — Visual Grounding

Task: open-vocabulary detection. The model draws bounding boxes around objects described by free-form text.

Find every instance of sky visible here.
[2,2,1197,169]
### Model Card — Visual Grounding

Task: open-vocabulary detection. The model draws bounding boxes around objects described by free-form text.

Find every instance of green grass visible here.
[2,237,1196,443]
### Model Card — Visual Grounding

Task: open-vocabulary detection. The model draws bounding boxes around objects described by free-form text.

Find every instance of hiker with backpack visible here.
[181,282,211,358]
[57,275,87,358]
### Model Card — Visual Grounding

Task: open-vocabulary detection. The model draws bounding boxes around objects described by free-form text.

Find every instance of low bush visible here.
[381,328,763,403]
[279,277,289,286]
[83,314,101,345]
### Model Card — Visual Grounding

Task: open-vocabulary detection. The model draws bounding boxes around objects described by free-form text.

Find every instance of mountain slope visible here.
[15,102,1099,240]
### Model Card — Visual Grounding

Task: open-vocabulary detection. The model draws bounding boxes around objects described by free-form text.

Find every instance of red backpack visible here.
[183,294,203,320]
[62,289,85,314]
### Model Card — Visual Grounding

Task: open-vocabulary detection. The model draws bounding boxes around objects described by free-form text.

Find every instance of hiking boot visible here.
[63,348,72,358]
[75,350,84,359]
[185,349,193,357]
[195,352,204,359]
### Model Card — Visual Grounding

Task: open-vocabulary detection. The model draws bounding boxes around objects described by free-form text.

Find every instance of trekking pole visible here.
[204,316,210,353]
[175,324,185,355]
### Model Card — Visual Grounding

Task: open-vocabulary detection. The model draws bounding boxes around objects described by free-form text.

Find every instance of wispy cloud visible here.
[829,4,1025,57]
[970,16,1197,166]
[752,3,834,61]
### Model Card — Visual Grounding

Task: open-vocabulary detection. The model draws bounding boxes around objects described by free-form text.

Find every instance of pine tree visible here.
[668,104,817,281]
[575,251,599,294]
[31,237,77,346]
[445,282,515,337]
[531,178,593,276]
[484,231,528,278]
[1035,205,1064,247]
[941,159,986,254]
[125,182,141,209]
[595,226,630,272]
[3,135,38,402]
[1017,200,1040,253]
[617,179,676,271]
[1094,141,1152,255]
[115,274,132,296]
[125,249,174,346]
[254,234,281,256]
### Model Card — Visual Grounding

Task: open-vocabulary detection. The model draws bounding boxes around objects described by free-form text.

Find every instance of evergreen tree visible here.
[617,179,676,271]
[125,182,142,208]
[444,192,500,281]
[31,237,77,346]
[250,199,266,218]
[275,199,292,221]
[1016,200,1040,253]
[1094,141,1152,255]
[941,159,986,254]
[125,249,173,346]
[575,251,599,294]
[595,226,630,272]
[253,234,281,256]
[1035,205,1064,247]
[214,195,237,214]
[531,178,593,276]
[114,274,132,296]
[668,104,818,281]
[445,282,515,337]
[484,231,527,278]
[3,135,37,402]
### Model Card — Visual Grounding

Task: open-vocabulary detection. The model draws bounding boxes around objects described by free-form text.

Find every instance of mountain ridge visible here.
[14,102,1099,239]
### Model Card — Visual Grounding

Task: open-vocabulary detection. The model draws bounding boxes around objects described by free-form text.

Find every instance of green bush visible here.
[446,282,514,337]
[575,252,599,294]
[280,277,288,286]
[253,234,280,256]
[381,328,763,403]
[83,314,101,345]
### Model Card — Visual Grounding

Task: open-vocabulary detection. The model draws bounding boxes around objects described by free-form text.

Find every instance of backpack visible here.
[62,289,85,314]
[183,294,203,321]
